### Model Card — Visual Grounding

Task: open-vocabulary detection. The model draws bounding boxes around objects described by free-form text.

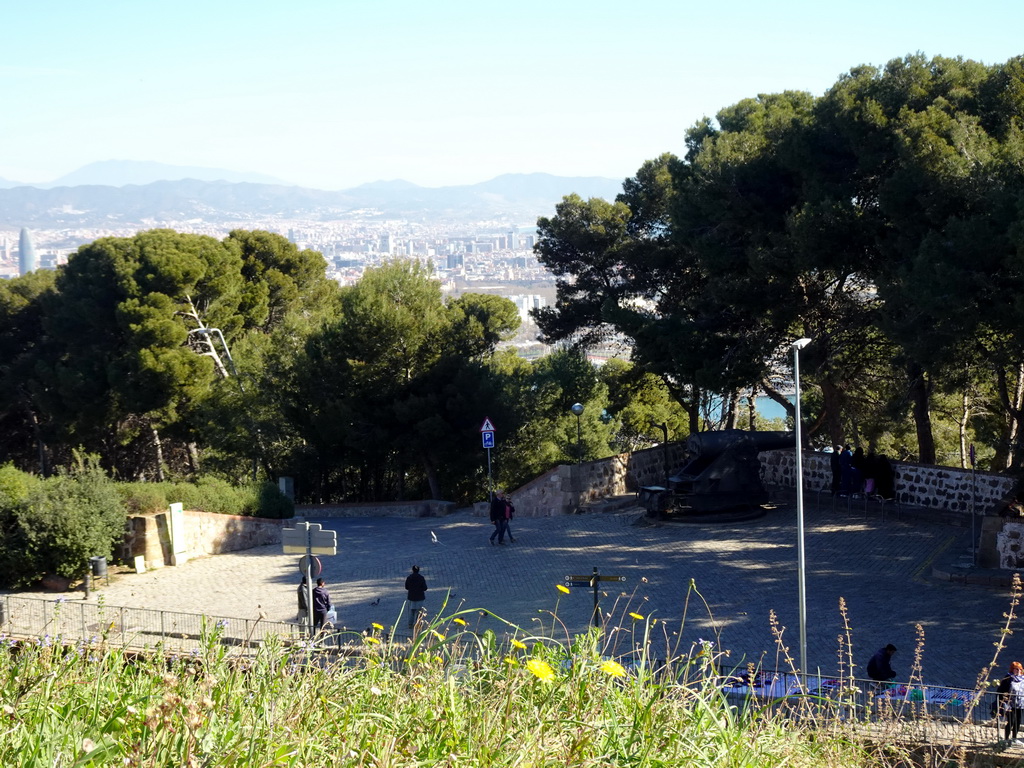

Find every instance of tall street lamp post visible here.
[791,337,812,681]
[571,403,584,464]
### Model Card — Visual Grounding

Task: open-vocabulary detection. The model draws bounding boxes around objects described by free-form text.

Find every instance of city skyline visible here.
[4,0,1023,190]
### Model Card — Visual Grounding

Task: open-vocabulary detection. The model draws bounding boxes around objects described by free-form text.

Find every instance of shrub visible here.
[7,462,124,585]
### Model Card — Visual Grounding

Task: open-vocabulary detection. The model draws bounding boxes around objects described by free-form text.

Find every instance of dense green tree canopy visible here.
[534,53,1024,468]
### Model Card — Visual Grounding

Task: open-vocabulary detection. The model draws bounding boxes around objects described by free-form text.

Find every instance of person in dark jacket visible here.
[404,565,427,630]
[312,578,331,632]
[489,490,510,545]
[866,643,897,682]
[997,661,1024,742]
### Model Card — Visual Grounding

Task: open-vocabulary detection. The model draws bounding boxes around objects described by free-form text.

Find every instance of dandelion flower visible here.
[511,638,527,650]
[370,686,383,696]
[600,660,627,678]
[556,584,570,594]
[526,659,555,682]
[504,656,518,666]
[372,623,384,631]
[629,612,645,621]
[453,618,467,626]
[431,631,445,641]
[364,636,381,645]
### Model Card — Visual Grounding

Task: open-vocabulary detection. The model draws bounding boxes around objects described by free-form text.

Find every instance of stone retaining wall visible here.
[760,450,1015,515]
[493,443,689,518]
[122,510,284,570]
[294,500,456,519]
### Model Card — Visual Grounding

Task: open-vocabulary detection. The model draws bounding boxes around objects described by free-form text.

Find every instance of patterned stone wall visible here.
[760,450,1015,515]
[997,522,1024,569]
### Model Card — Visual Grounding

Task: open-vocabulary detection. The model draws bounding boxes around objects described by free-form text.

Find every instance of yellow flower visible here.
[364,636,381,645]
[556,584,570,594]
[629,612,645,621]
[526,659,555,682]
[600,660,627,678]
[511,638,527,650]
[453,618,467,626]
[372,623,384,631]
[431,631,445,641]
[504,655,518,666]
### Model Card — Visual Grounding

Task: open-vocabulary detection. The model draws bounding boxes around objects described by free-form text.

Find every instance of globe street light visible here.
[791,337,812,681]
[571,403,584,464]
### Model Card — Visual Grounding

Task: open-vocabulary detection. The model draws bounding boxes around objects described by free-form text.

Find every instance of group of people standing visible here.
[830,445,895,499]
[296,565,430,635]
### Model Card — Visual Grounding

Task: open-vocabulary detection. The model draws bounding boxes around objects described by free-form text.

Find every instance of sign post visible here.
[283,521,337,636]
[564,567,626,627]
[481,418,496,500]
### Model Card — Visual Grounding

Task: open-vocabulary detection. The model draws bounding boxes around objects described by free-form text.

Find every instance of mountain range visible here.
[0,161,624,226]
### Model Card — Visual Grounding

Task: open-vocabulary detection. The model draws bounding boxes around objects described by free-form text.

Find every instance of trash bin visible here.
[90,556,107,578]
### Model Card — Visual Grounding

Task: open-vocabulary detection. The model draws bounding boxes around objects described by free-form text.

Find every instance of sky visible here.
[3,0,1023,191]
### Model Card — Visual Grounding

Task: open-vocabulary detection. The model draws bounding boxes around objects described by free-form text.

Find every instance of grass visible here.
[4,576,1017,767]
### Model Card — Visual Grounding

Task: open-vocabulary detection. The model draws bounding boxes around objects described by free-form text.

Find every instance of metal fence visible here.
[0,594,304,653]
[720,670,1006,746]
[0,595,1012,746]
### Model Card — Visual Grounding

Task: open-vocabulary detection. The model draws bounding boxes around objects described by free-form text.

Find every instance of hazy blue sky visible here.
[3,0,1022,190]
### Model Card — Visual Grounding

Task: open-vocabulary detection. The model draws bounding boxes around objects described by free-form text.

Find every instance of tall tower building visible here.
[18,228,37,276]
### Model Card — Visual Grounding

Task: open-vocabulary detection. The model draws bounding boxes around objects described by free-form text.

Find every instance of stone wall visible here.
[995,521,1024,569]
[760,449,1015,515]
[491,443,689,518]
[121,510,284,570]
[294,500,456,519]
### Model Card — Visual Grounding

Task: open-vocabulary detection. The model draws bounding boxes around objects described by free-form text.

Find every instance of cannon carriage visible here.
[641,429,793,518]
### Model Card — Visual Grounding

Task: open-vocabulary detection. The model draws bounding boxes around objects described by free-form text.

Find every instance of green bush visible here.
[0,462,38,507]
[254,481,294,519]
[117,477,293,519]
[4,462,124,586]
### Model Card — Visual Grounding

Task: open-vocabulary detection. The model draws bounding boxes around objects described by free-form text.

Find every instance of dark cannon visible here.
[641,429,793,517]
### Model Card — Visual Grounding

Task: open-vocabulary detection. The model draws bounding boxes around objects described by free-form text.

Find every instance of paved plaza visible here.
[10,500,1021,689]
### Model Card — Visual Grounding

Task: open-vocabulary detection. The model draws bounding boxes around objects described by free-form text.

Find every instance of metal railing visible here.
[0,594,303,653]
[719,670,1005,746]
[0,596,1012,746]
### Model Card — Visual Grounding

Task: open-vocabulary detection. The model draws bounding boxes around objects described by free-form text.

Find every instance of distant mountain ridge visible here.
[0,169,624,226]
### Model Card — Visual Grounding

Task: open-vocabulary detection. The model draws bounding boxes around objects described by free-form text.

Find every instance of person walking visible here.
[489,489,509,545]
[997,661,1024,743]
[504,494,517,544]
[312,578,332,633]
[404,565,427,631]
[297,576,308,624]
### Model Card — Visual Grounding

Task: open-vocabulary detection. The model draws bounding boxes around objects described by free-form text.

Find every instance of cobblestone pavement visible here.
[10,502,1021,689]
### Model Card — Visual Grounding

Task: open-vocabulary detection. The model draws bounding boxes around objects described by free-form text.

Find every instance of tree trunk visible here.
[748,384,758,431]
[422,456,442,500]
[151,426,166,482]
[29,408,48,477]
[958,390,969,470]
[187,442,201,475]
[723,390,739,430]
[818,378,845,448]
[907,361,936,464]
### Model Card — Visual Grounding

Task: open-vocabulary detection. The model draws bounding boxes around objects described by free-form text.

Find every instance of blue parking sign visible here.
[482,431,495,449]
